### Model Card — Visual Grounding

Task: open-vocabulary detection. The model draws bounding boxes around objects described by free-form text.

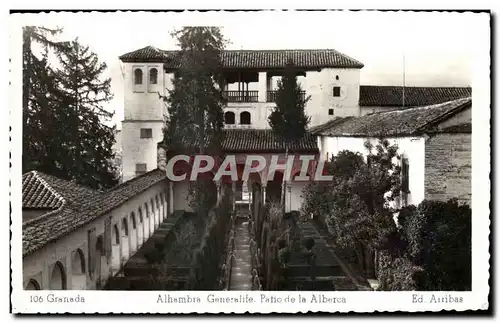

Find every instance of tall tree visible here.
[162,27,227,211]
[268,62,311,210]
[163,27,226,156]
[54,38,117,189]
[22,26,68,172]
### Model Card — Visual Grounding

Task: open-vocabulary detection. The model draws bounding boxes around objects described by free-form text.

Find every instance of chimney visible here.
[157,143,167,171]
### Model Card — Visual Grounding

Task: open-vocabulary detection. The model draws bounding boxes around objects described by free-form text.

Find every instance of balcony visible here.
[266,90,307,102]
[223,90,259,103]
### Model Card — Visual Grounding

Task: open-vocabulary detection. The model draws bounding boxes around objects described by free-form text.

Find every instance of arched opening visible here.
[224,111,235,125]
[131,212,137,230]
[266,170,283,204]
[290,170,312,213]
[160,193,166,221]
[144,203,151,238]
[240,111,251,125]
[26,279,41,290]
[49,261,66,290]
[150,199,156,233]
[111,224,121,275]
[149,68,158,84]
[95,235,106,289]
[71,248,86,289]
[134,68,143,85]
[137,208,144,246]
[130,212,138,254]
[113,224,120,245]
[121,217,130,263]
[155,196,161,228]
[71,249,86,274]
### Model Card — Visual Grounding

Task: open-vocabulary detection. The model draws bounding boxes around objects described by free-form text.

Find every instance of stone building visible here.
[312,97,472,206]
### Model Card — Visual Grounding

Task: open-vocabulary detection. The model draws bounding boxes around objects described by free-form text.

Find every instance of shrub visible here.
[402,199,472,291]
[377,251,422,291]
[378,199,472,291]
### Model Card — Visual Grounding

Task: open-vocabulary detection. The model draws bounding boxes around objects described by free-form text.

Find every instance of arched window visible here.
[122,218,129,236]
[149,68,158,84]
[224,111,235,125]
[113,224,120,244]
[49,261,67,290]
[134,68,143,85]
[131,212,137,229]
[26,279,41,290]
[240,111,251,125]
[71,249,86,274]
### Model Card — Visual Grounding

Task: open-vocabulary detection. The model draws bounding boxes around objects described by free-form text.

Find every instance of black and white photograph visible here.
[9,9,490,314]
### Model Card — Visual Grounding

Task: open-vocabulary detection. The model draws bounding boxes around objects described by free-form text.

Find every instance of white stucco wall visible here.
[304,68,361,125]
[23,180,169,290]
[318,136,426,207]
[121,121,164,182]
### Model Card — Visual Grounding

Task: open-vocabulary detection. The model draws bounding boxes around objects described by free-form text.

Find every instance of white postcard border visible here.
[9,10,491,314]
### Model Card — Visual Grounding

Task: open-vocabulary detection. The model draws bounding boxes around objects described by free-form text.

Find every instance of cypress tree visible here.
[268,61,311,210]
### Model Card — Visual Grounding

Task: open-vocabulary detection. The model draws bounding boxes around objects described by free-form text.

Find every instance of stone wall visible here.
[424,133,471,204]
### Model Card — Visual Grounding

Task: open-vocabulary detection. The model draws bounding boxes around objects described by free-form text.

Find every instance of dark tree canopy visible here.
[268,61,311,144]
[23,28,118,190]
[163,27,227,156]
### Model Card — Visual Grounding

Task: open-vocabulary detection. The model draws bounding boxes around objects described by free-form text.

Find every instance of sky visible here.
[15,11,480,128]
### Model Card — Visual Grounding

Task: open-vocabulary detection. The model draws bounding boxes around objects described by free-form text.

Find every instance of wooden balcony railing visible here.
[266,90,307,102]
[223,90,259,103]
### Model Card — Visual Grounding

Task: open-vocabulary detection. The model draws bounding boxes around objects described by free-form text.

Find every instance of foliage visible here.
[22,27,117,190]
[187,193,233,289]
[268,62,311,144]
[303,140,401,251]
[268,62,311,207]
[377,250,423,291]
[54,38,117,189]
[187,178,217,214]
[162,27,227,155]
[399,199,471,290]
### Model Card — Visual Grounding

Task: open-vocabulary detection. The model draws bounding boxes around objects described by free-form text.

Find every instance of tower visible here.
[121,61,167,182]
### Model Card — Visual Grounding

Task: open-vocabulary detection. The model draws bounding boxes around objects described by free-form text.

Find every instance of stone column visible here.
[285,183,292,213]
[258,72,268,102]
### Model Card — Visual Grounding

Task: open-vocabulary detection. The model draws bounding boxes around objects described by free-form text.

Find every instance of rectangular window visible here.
[333,86,341,97]
[136,163,147,176]
[401,158,410,207]
[140,128,153,138]
[328,108,334,115]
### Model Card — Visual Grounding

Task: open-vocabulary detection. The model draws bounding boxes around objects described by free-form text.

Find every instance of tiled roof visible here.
[119,46,364,69]
[310,97,471,137]
[359,86,472,107]
[166,129,320,153]
[23,169,167,257]
[22,171,100,210]
[222,129,319,153]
